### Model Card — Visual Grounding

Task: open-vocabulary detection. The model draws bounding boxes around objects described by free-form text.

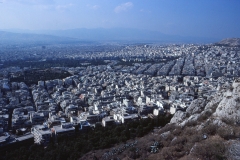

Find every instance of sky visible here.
[0,0,240,39]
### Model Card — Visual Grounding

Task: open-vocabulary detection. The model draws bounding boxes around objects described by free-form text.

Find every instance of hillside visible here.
[215,38,240,47]
[81,80,240,160]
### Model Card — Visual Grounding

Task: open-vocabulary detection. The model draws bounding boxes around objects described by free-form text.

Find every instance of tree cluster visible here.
[0,114,172,160]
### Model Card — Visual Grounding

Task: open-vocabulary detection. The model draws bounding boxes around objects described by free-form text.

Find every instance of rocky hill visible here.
[82,80,240,160]
[215,38,240,47]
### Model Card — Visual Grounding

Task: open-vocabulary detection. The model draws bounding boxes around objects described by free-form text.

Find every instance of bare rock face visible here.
[170,111,186,124]
[213,82,240,123]
[227,141,240,160]
[211,118,226,126]
[160,131,171,140]
[170,98,205,125]
[186,98,206,115]
[205,92,223,110]
[170,81,240,126]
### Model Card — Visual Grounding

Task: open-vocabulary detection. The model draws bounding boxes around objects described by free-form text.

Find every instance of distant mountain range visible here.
[0,31,79,45]
[0,28,220,44]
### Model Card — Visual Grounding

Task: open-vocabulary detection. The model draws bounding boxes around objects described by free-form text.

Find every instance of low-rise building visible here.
[32,125,52,145]
[52,123,75,136]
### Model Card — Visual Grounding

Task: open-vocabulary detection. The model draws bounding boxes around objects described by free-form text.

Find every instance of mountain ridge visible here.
[0,31,82,45]
[0,28,219,43]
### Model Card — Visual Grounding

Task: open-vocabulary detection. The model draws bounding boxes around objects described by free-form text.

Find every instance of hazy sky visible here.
[0,0,240,39]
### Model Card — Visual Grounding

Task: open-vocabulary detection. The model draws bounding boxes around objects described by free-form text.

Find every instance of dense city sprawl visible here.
[0,42,240,152]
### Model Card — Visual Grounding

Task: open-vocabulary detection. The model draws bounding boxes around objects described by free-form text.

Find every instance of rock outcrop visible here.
[171,80,240,126]
[170,111,186,124]
[228,141,240,160]
[186,98,206,115]
[213,82,240,122]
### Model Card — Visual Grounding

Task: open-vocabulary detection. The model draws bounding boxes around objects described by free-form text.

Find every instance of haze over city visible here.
[0,0,240,40]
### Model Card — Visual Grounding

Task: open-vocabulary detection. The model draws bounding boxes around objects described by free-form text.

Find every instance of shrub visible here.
[172,126,182,136]
[198,110,212,121]
[160,147,174,159]
[233,126,240,137]
[202,124,217,135]
[159,124,176,134]
[184,128,197,136]
[192,139,226,160]
[185,120,198,127]
[222,118,235,125]
[172,145,186,158]
[235,97,240,102]
[170,136,187,146]
[128,147,140,159]
[161,133,174,147]
[211,103,219,112]
[217,127,235,140]
[188,134,202,143]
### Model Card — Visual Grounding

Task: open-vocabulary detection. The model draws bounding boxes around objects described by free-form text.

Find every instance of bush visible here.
[233,126,240,137]
[198,110,212,121]
[188,134,202,143]
[217,127,235,140]
[160,147,174,159]
[172,145,186,158]
[192,139,226,160]
[161,133,174,147]
[170,136,187,146]
[185,120,198,127]
[159,124,175,134]
[184,128,197,136]
[222,118,235,125]
[172,126,182,136]
[202,124,217,135]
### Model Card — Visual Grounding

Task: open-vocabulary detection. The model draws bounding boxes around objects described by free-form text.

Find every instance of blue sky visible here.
[0,0,240,39]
